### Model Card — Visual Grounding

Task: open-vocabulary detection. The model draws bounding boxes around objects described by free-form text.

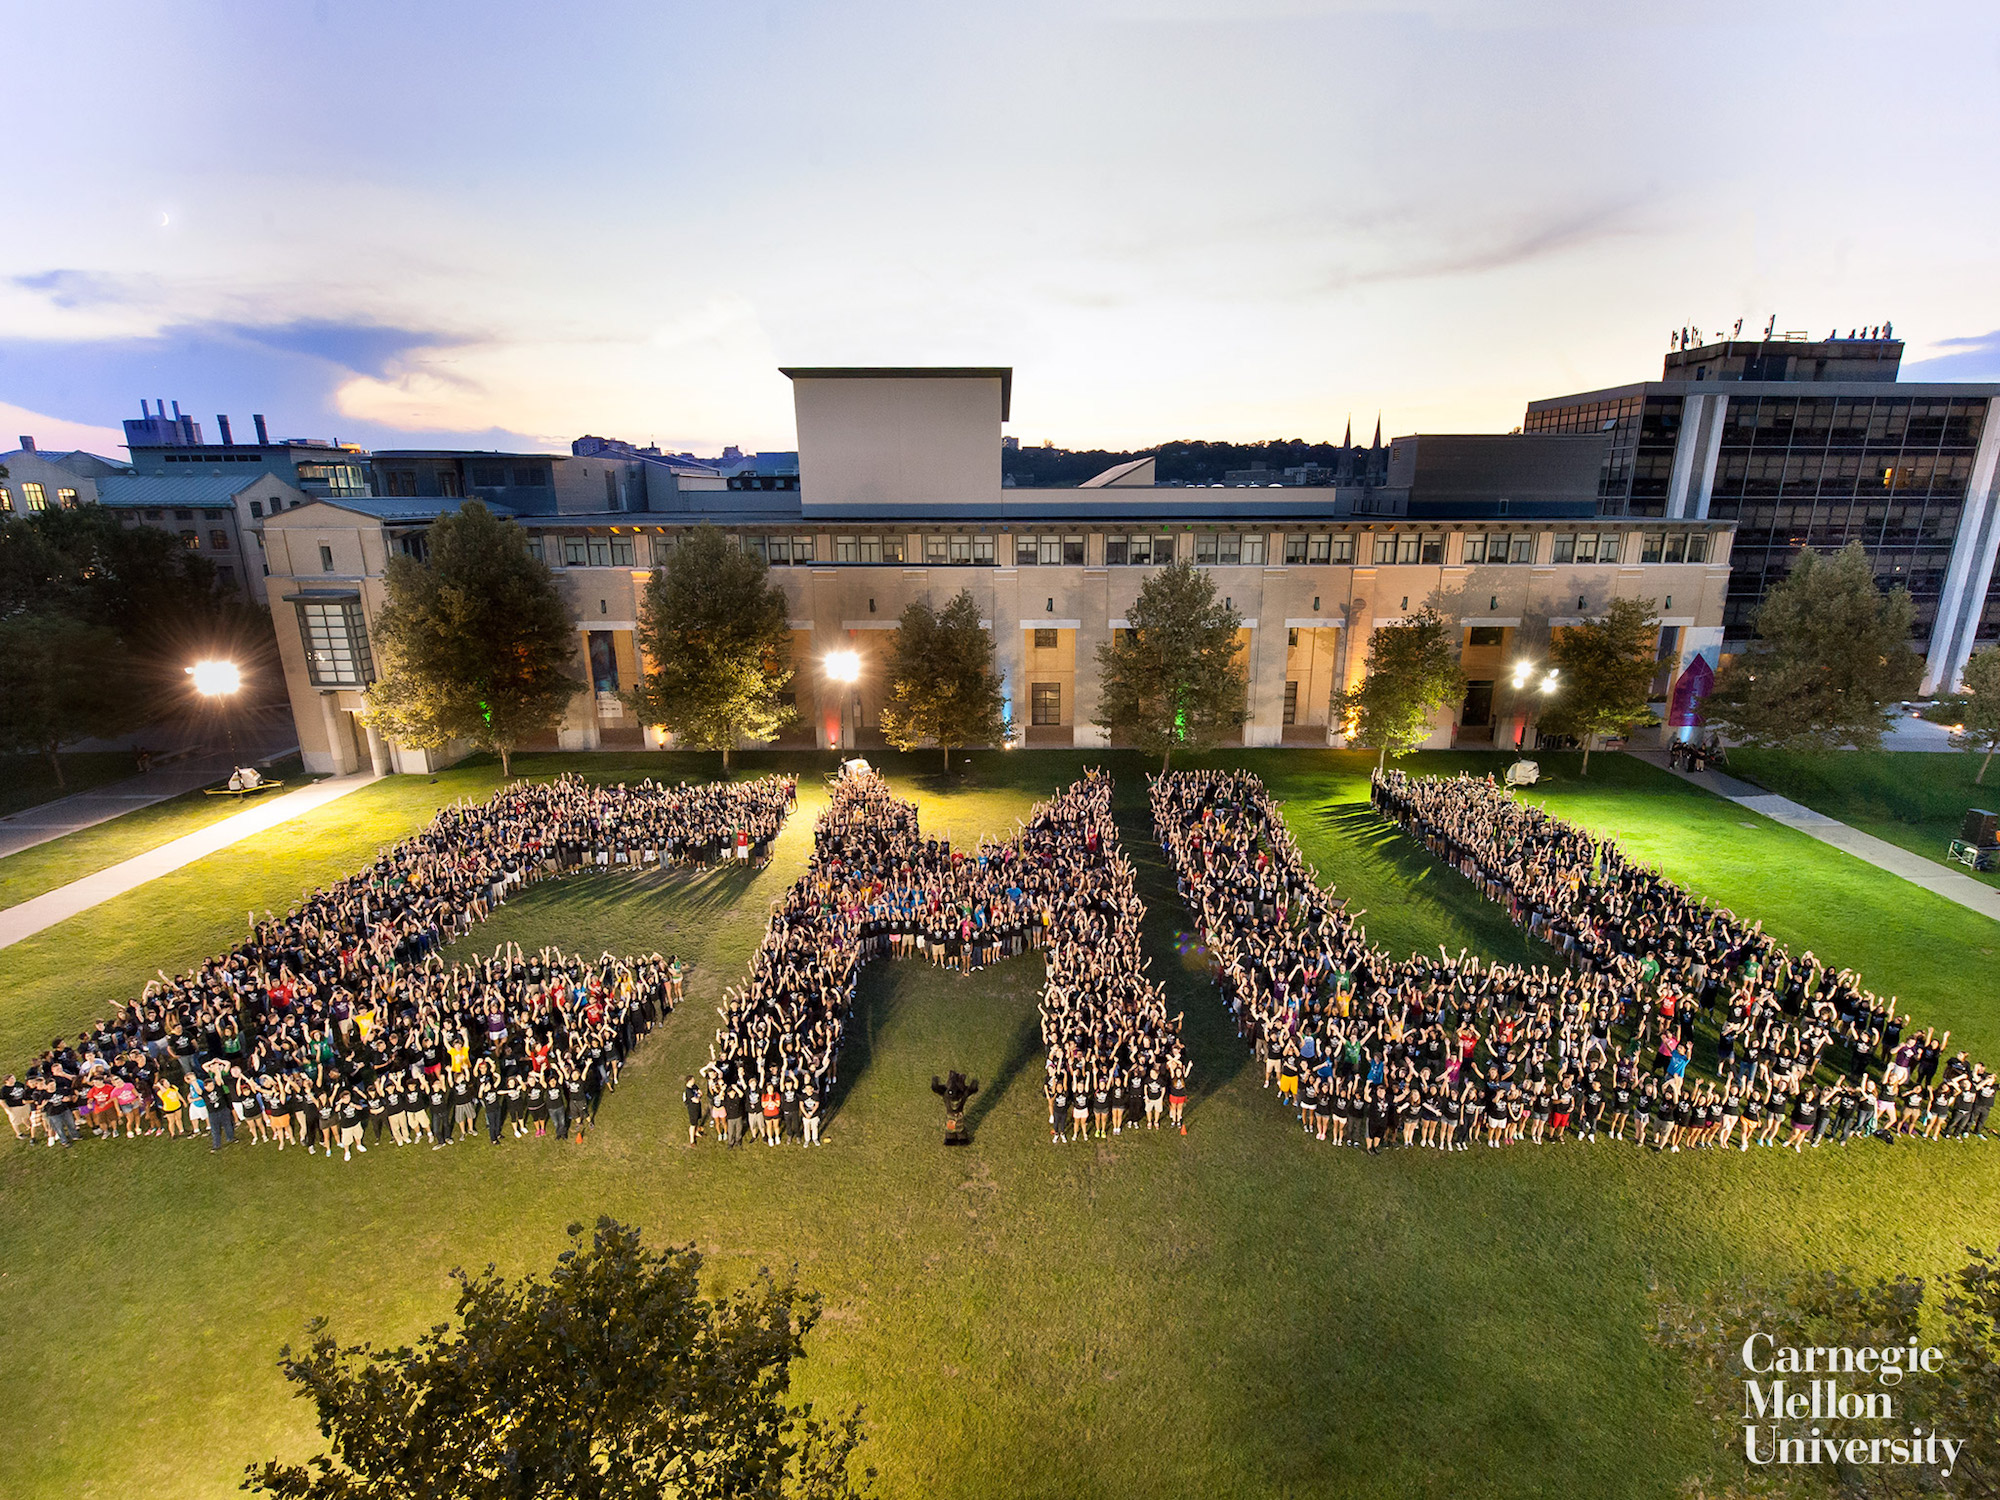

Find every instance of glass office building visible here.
[1526,339,2000,691]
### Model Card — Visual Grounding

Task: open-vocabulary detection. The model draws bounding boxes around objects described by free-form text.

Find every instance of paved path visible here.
[0,738,300,861]
[1629,748,2000,924]
[0,772,380,952]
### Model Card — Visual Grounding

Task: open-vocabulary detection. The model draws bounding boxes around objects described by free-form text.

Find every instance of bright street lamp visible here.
[188,658,243,755]
[824,649,862,751]
[188,659,241,697]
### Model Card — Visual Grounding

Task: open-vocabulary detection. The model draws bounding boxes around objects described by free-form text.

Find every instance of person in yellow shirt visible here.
[156,1079,186,1138]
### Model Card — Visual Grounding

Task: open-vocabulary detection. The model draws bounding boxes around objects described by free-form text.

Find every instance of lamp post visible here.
[824,649,861,752]
[1509,660,1559,749]
[188,658,242,756]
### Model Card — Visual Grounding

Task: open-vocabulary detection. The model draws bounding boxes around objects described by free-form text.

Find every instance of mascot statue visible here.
[931,1071,981,1146]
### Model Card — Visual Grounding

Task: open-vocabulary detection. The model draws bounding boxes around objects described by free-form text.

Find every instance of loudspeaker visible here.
[1963,808,1999,847]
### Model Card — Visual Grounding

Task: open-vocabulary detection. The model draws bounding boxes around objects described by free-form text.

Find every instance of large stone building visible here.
[263,367,1733,775]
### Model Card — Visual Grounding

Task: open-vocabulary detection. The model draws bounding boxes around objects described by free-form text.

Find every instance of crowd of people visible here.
[1149,767,1995,1153]
[686,766,1192,1146]
[4,774,797,1160]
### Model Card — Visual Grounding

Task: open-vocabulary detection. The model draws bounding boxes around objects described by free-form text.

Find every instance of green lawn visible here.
[0,751,143,818]
[0,758,317,914]
[1727,747,2000,889]
[1,748,1995,1500]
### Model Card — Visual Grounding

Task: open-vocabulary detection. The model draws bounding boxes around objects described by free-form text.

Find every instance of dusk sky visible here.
[6,0,1998,459]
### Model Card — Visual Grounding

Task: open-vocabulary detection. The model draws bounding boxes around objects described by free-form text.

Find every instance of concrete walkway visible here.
[0,772,379,952]
[0,737,300,861]
[1630,748,2000,924]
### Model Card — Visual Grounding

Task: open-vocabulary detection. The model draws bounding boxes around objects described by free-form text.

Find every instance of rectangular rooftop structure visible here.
[784,367,1010,510]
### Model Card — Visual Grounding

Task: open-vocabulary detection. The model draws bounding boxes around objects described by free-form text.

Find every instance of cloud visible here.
[8,269,147,311]
[1901,331,2000,382]
[0,400,128,459]
[219,320,476,379]
[0,318,508,452]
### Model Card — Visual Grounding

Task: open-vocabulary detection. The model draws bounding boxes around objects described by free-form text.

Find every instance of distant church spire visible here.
[1337,415,1355,483]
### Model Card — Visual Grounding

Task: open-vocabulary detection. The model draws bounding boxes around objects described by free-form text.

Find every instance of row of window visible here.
[1713,451,1974,497]
[508,527,1714,572]
[0,483,77,512]
[1720,396,1985,449]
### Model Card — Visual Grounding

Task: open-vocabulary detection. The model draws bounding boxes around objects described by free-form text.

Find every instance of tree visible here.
[0,612,141,785]
[363,501,581,778]
[1704,542,1923,751]
[0,502,273,708]
[628,525,795,770]
[878,590,1008,770]
[1337,607,1466,770]
[1948,646,2000,785]
[246,1218,872,1500]
[1094,559,1247,770]
[1534,598,1663,774]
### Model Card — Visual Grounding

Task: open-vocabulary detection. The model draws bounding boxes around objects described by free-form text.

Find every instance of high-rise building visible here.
[1526,335,2000,690]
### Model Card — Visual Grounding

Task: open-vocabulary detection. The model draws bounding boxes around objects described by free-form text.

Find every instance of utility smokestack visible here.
[179,415,196,445]
[253,413,269,445]
[217,414,234,445]
[172,400,182,418]
[19,435,35,451]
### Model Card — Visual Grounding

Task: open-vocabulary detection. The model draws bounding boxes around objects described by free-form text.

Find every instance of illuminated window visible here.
[296,598,375,687]
[22,482,47,511]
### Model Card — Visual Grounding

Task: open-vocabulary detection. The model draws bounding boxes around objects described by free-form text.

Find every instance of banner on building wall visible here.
[1668,649,1717,730]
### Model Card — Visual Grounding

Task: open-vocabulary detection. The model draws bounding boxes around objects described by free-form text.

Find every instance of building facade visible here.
[1526,337,2000,691]
[263,368,1732,775]
[0,438,125,515]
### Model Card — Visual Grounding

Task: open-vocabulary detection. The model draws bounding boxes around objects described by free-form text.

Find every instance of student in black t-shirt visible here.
[683,1077,704,1146]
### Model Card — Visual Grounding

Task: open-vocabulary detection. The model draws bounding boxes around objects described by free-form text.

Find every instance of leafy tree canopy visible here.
[363,501,581,777]
[628,524,795,770]
[1093,559,1247,770]
[0,611,141,785]
[1705,541,1923,751]
[247,1218,872,1500]
[1944,646,2000,785]
[0,502,220,641]
[1337,605,1466,768]
[878,590,1008,770]
[1536,598,1663,773]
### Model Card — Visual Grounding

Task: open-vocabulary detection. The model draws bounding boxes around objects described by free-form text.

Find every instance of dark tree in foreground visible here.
[247,1218,872,1500]
[1704,541,1923,751]
[364,502,581,777]
[629,524,795,770]
[1094,560,1247,770]
[1650,1244,2000,1499]
[879,590,1008,770]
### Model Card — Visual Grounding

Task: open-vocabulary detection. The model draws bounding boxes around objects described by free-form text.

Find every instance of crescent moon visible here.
[159,212,170,226]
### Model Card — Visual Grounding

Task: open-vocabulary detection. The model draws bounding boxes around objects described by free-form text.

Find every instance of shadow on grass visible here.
[962,991,1045,1137]
[1113,797,1252,1106]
